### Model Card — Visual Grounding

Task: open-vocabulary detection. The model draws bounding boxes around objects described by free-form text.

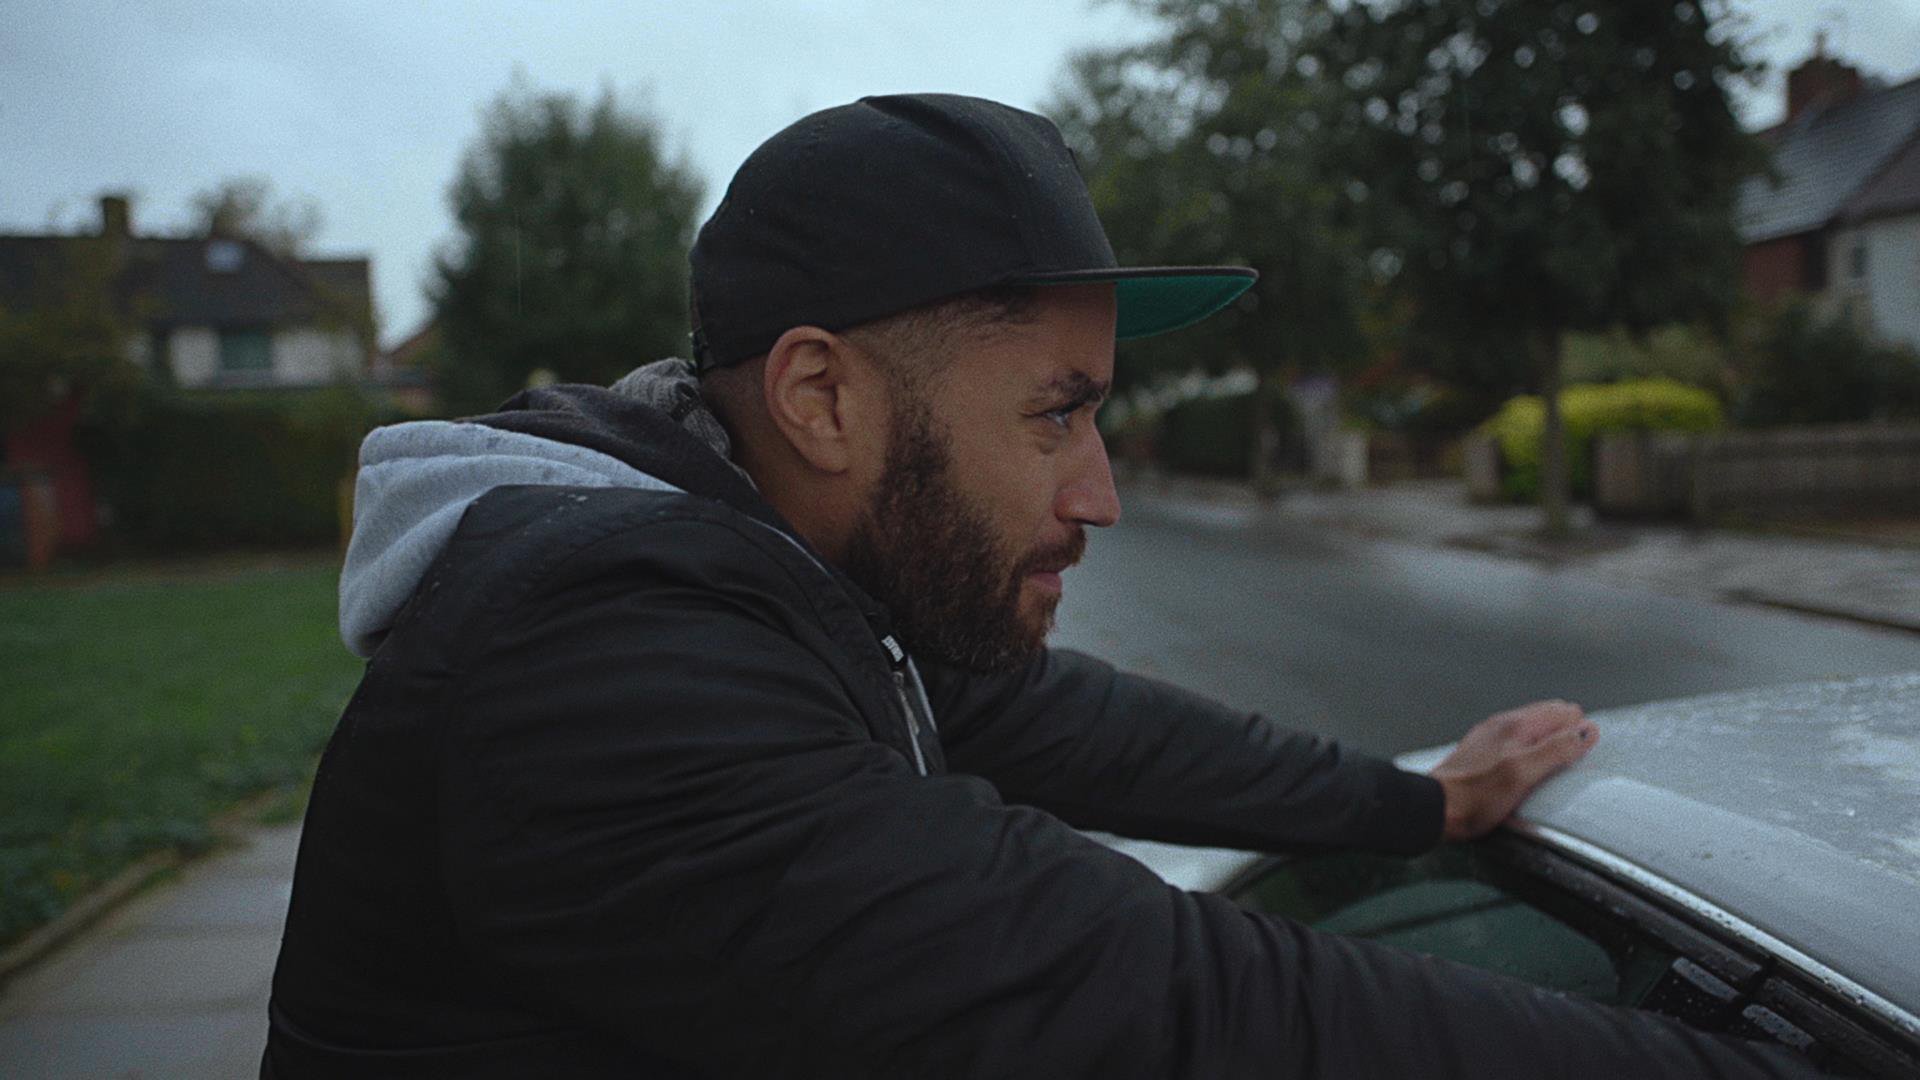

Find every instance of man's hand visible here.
[1431,700,1597,843]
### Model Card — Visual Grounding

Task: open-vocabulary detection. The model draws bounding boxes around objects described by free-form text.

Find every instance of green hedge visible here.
[1158,391,1297,479]
[1735,301,1920,425]
[1481,378,1723,502]
[82,387,397,551]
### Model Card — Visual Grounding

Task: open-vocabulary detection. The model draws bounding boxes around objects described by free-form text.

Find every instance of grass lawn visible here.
[0,557,362,949]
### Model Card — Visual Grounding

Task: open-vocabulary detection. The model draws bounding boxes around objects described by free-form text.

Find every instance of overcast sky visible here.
[5,0,1918,348]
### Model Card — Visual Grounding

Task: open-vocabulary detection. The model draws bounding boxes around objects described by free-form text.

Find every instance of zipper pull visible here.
[880,634,906,669]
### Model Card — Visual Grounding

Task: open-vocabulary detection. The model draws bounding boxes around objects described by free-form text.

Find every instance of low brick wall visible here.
[1595,424,1920,520]
[1594,432,1697,517]
[1463,436,1503,503]
[1693,424,1920,518]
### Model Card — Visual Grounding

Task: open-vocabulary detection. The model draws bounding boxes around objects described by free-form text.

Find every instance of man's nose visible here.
[1058,429,1121,528]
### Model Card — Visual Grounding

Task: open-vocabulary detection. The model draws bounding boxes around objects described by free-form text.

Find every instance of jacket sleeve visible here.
[922,648,1446,855]
[437,518,1819,1079]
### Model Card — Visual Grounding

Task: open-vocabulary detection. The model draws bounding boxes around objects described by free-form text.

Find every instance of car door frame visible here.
[1218,827,1920,1077]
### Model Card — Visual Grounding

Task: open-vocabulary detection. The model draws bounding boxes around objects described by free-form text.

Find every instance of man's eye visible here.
[1039,404,1078,428]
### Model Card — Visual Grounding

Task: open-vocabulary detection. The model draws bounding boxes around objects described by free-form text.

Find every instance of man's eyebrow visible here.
[1037,371,1111,405]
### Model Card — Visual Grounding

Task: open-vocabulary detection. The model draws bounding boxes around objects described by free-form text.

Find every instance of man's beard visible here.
[843,397,1085,673]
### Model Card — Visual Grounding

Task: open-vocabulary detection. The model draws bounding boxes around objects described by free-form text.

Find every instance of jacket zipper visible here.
[740,514,932,777]
[882,635,929,776]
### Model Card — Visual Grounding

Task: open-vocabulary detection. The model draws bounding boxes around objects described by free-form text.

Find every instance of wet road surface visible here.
[1050,491,1920,756]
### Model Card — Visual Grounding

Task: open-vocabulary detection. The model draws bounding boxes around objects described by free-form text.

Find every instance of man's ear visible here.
[760,325,884,475]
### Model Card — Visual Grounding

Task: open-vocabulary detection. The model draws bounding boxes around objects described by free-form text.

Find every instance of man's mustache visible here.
[1020,528,1087,576]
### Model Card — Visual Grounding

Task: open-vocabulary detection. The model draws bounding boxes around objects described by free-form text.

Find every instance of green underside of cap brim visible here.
[1113,274,1256,340]
[1014,268,1256,340]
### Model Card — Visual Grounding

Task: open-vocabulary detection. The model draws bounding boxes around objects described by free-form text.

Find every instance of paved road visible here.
[1051,490,1920,757]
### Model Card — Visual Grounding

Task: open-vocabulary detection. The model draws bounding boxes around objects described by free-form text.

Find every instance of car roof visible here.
[1399,673,1920,1025]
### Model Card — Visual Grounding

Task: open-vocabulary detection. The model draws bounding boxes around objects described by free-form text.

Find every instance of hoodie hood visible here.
[339,420,681,657]
[340,358,768,658]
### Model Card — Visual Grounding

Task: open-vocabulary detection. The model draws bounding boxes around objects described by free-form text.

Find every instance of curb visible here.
[1720,588,1920,638]
[0,849,180,987]
[0,783,303,990]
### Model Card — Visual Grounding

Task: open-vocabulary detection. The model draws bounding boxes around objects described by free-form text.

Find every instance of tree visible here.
[0,239,141,435]
[1318,0,1767,534]
[431,78,704,414]
[1051,0,1372,492]
[190,176,323,257]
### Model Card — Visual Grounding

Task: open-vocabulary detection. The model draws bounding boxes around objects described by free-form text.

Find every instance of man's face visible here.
[843,285,1121,671]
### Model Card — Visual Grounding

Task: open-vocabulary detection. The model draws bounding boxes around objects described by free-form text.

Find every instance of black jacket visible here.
[265,383,1815,1078]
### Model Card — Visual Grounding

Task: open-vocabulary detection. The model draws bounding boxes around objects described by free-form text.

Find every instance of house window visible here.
[1849,240,1868,281]
[218,328,273,373]
[206,239,245,273]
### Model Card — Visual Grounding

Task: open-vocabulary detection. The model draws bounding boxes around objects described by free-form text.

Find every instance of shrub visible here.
[1157,391,1298,478]
[1733,302,1920,426]
[1481,378,1723,502]
[1563,325,1726,389]
[81,386,398,551]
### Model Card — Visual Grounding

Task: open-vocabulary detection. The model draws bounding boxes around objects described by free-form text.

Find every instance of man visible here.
[265,94,1815,1077]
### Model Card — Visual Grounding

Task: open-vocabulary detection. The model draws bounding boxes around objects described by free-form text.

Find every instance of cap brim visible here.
[1016,266,1257,340]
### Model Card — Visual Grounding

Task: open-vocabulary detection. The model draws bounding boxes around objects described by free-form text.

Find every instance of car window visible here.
[1229,840,1920,1077]
[1230,845,1672,1007]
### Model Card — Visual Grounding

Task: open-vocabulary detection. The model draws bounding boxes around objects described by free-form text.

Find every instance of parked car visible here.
[1102,674,1920,1078]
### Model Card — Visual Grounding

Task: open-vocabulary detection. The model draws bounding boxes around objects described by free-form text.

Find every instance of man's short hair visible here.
[698,285,1039,421]
[842,285,1039,396]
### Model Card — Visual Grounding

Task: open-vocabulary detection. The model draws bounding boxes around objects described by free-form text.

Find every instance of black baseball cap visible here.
[689,93,1256,369]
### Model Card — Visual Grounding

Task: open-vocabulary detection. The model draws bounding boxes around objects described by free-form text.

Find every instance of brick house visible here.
[0,194,376,551]
[1738,41,1920,352]
[369,318,441,416]
[0,194,377,389]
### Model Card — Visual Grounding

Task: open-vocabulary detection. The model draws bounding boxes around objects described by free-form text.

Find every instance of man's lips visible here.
[1025,569,1065,594]
[1022,557,1077,595]
[1021,532,1086,594]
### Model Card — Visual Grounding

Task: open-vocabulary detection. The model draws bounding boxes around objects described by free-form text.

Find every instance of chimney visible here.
[1786,32,1863,123]
[99,193,132,239]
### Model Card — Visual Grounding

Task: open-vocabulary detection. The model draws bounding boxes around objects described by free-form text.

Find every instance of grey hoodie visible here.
[338,359,722,658]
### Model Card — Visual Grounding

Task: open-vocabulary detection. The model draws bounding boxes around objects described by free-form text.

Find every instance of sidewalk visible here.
[0,824,295,1079]
[1131,474,1920,635]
